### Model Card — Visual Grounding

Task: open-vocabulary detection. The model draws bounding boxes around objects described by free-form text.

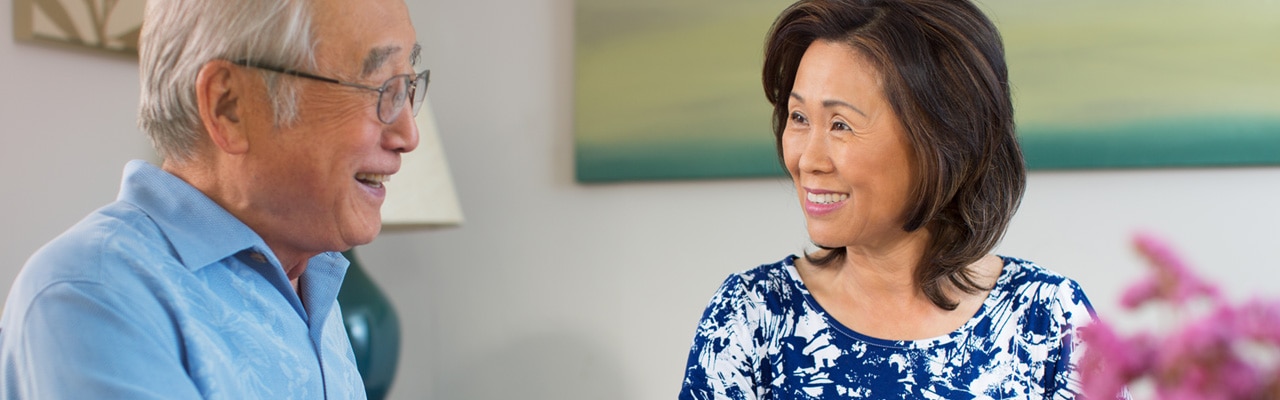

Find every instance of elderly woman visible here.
[679,0,1105,398]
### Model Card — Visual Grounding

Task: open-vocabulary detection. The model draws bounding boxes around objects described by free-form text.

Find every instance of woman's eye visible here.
[789,111,808,125]
[832,121,851,131]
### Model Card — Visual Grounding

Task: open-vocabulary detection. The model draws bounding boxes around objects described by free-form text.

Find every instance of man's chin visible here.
[340,223,382,250]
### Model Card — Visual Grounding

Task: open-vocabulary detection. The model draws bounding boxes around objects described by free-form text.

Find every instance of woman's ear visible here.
[195,60,250,155]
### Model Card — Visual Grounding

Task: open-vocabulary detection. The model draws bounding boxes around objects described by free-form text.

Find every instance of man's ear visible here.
[196,60,250,155]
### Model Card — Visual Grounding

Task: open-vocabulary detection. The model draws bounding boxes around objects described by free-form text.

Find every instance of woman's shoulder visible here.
[997,255,1082,291]
[705,255,811,316]
[719,255,803,295]
[991,255,1097,320]
[733,254,798,282]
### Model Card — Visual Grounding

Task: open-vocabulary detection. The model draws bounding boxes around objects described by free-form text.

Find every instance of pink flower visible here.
[1080,320,1151,399]
[1081,232,1280,400]
[1122,232,1220,309]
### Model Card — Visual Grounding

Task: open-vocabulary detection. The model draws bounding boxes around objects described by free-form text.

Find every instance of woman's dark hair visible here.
[763,0,1026,310]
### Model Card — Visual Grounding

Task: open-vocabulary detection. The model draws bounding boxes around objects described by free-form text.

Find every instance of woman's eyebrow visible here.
[791,92,867,117]
[823,99,867,117]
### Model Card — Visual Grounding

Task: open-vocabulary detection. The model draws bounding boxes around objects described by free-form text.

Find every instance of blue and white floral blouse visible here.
[680,255,1097,399]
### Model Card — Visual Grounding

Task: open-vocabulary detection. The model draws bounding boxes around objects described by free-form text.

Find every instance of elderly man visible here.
[0,0,423,397]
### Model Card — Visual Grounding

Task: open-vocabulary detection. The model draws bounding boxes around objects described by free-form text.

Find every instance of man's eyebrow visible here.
[361,46,400,78]
[360,44,423,77]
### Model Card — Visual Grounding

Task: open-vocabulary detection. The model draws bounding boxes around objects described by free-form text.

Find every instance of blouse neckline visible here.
[781,254,1017,349]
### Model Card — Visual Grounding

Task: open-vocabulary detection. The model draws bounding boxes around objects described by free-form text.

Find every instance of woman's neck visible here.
[795,231,1002,341]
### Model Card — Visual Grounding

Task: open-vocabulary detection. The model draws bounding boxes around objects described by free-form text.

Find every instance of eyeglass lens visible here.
[411,72,428,116]
[376,71,430,124]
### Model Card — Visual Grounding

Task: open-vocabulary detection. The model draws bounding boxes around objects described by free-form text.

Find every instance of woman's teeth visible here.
[807,192,848,204]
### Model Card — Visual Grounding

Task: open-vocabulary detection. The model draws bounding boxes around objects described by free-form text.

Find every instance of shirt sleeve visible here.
[2,280,202,400]
[679,274,762,400]
[1045,278,1136,400]
[1046,278,1098,400]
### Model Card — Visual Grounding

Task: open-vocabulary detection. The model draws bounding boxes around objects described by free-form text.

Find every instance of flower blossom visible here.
[1081,232,1280,400]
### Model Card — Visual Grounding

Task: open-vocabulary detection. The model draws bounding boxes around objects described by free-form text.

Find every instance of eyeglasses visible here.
[231,60,429,124]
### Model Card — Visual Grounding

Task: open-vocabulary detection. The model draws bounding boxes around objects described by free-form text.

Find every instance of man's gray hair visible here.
[137,0,317,162]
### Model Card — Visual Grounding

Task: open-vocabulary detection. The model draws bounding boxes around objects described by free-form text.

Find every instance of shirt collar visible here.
[116,160,267,271]
[118,160,352,323]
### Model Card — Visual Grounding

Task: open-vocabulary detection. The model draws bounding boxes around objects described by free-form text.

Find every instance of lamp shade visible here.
[381,95,463,227]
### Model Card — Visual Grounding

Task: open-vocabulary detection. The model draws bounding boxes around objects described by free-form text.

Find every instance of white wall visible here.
[0,1,156,300]
[4,1,1279,399]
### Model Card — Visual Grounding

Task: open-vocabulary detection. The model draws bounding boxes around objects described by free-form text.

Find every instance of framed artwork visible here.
[991,0,1280,170]
[573,0,1280,183]
[13,0,145,56]
[574,0,788,182]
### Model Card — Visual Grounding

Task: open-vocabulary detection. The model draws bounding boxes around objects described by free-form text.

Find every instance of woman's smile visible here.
[804,188,849,216]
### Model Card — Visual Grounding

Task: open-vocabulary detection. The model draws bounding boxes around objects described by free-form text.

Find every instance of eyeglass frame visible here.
[230,59,430,125]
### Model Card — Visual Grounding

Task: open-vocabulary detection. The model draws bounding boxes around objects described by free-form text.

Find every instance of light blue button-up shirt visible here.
[0,160,366,399]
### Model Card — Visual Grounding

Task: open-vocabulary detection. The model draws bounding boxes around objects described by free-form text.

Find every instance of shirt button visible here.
[249,252,267,263]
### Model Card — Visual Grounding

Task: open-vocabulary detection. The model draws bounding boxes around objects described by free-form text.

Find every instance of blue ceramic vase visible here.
[338,250,402,400]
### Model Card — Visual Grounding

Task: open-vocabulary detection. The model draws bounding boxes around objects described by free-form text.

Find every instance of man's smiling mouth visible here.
[355,173,390,188]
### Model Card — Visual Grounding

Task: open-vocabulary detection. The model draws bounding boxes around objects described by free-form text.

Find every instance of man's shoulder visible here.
[19,200,177,289]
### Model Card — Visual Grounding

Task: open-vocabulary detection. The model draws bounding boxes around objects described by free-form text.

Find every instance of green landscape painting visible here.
[574,0,1280,182]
